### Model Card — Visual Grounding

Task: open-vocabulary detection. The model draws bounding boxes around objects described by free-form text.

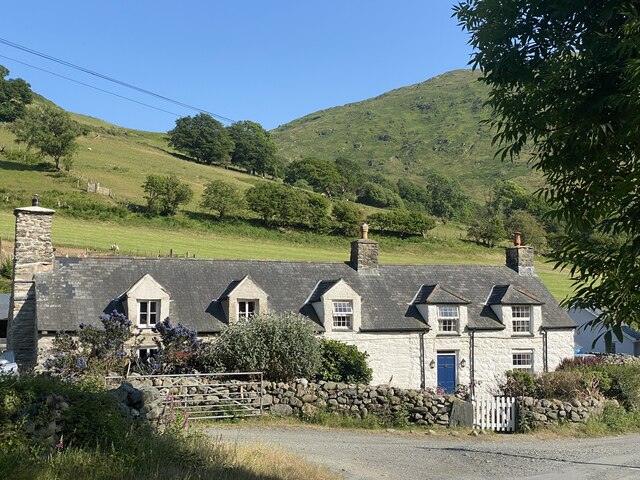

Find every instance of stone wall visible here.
[116,376,608,431]
[518,396,603,428]
[120,376,468,426]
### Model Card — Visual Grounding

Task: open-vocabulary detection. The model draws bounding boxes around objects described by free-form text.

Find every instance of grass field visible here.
[0,211,575,300]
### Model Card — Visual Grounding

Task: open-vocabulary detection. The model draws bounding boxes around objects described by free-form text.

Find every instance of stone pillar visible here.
[350,223,379,274]
[506,246,535,276]
[8,202,55,369]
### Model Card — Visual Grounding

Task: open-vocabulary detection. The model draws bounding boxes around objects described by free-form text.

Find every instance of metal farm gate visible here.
[107,372,264,420]
[473,396,517,432]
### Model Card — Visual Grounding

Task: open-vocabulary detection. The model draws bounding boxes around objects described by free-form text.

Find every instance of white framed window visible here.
[511,306,531,333]
[332,301,353,329]
[437,306,459,333]
[138,300,158,327]
[138,347,158,365]
[238,300,256,320]
[512,351,533,372]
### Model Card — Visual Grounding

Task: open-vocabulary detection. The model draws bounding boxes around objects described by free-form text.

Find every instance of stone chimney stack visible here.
[350,223,379,274]
[8,195,55,369]
[506,231,535,276]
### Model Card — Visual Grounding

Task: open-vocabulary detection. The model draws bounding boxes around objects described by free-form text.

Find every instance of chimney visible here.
[506,231,535,276]
[350,223,379,274]
[8,195,55,369]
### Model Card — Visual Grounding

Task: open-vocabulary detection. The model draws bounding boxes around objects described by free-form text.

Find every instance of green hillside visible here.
[272,69,540,199]
[0,78,574,300]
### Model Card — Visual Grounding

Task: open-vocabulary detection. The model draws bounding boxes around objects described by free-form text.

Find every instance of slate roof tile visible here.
[34,257,575,333]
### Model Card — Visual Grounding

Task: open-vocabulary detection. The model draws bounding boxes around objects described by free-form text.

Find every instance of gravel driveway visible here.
[206,425,640,479]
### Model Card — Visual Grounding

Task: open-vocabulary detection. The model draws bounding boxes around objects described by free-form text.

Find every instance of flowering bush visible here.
[150,319,203,374]
[43,311,132,378]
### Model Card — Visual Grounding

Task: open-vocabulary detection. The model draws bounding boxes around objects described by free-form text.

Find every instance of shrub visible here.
[211,313,321,381]
[150,318,203,374]
[43,311,132,378]
[317,339,372,384]
[498,370,537,397]
[536,370,589,400]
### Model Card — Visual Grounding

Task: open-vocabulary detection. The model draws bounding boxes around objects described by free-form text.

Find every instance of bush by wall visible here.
[317,339,372,384]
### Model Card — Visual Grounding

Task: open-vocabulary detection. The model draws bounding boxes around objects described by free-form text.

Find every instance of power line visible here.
[0,37,236,123]
[0,54,182,117]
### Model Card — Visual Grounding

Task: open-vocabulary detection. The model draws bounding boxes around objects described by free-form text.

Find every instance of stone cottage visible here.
[7,200,575,395]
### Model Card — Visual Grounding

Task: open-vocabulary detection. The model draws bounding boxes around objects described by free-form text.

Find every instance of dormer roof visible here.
[217,275,268,300]
[487,285,543,305]
[119,273,170,299]
[413,284,470,305]
[307,279,342,303]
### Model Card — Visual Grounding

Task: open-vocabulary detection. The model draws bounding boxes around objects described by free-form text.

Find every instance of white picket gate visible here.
[473,396,517,432]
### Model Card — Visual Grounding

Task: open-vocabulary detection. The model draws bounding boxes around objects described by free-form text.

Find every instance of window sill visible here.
[436,332,461,336]
[511,333,534,337]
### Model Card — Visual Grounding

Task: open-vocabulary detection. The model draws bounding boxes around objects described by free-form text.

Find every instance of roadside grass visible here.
[1,431,338,480]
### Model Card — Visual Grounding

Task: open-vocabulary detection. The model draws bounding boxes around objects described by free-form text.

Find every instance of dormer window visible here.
[332,301,353,329]
[238,300,256,320]
[437,306,459,333]
[138,300,158,327]
[511,306,531,333]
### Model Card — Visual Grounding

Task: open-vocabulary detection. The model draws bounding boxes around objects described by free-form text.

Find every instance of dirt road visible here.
[206,425,640,480]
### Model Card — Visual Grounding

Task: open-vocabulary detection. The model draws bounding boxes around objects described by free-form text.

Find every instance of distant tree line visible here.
[141,174,438,239]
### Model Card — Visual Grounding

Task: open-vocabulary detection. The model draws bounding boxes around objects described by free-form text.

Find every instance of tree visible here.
[167,113,234,165]
[335,157,365,195]
[0,65,32,122]
[455,1,640,337]
[332,201,363,236]
[143,174,193,216]
[506,210,547,252]
[284,157,346,198]
[467,213,506,248]
[227,120,278,176]
[10,104,79,171]
[356,182,404,208]
[200,179,245,219]
[423,172,469,222]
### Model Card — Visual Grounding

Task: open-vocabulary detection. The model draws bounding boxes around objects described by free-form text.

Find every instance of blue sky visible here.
[1,1,472,132]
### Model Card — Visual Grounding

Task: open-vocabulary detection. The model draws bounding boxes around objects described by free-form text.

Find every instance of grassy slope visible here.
[0,90,574,300]
[272,69,541,199]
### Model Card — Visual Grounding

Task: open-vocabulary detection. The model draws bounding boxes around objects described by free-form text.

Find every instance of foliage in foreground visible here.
[455,0,640,338]
[0,375,336,480]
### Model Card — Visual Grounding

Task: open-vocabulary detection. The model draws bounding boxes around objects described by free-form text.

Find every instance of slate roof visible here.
[487,285,543,306]
[413,284,470,305]
[34,257,575,333]
[622,326,640,341]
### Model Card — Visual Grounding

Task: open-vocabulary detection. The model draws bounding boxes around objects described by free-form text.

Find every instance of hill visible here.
[271,69,540,199]
[0,79,573,300]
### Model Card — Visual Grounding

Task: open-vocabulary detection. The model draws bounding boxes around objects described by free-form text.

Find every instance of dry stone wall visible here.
[518,396,603,428]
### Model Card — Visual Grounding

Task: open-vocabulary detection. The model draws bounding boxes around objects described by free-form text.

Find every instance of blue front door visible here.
[437,354,456,394]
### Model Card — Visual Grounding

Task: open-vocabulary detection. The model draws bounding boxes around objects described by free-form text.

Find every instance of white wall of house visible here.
[324,331,423,388]
[326,327,575,395]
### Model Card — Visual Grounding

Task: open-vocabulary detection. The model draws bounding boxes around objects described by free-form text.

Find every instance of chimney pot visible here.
[360,222,369,240]
[514,231,522,246]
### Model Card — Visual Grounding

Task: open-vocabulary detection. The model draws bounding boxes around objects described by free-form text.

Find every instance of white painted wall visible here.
[324,331,422,388]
